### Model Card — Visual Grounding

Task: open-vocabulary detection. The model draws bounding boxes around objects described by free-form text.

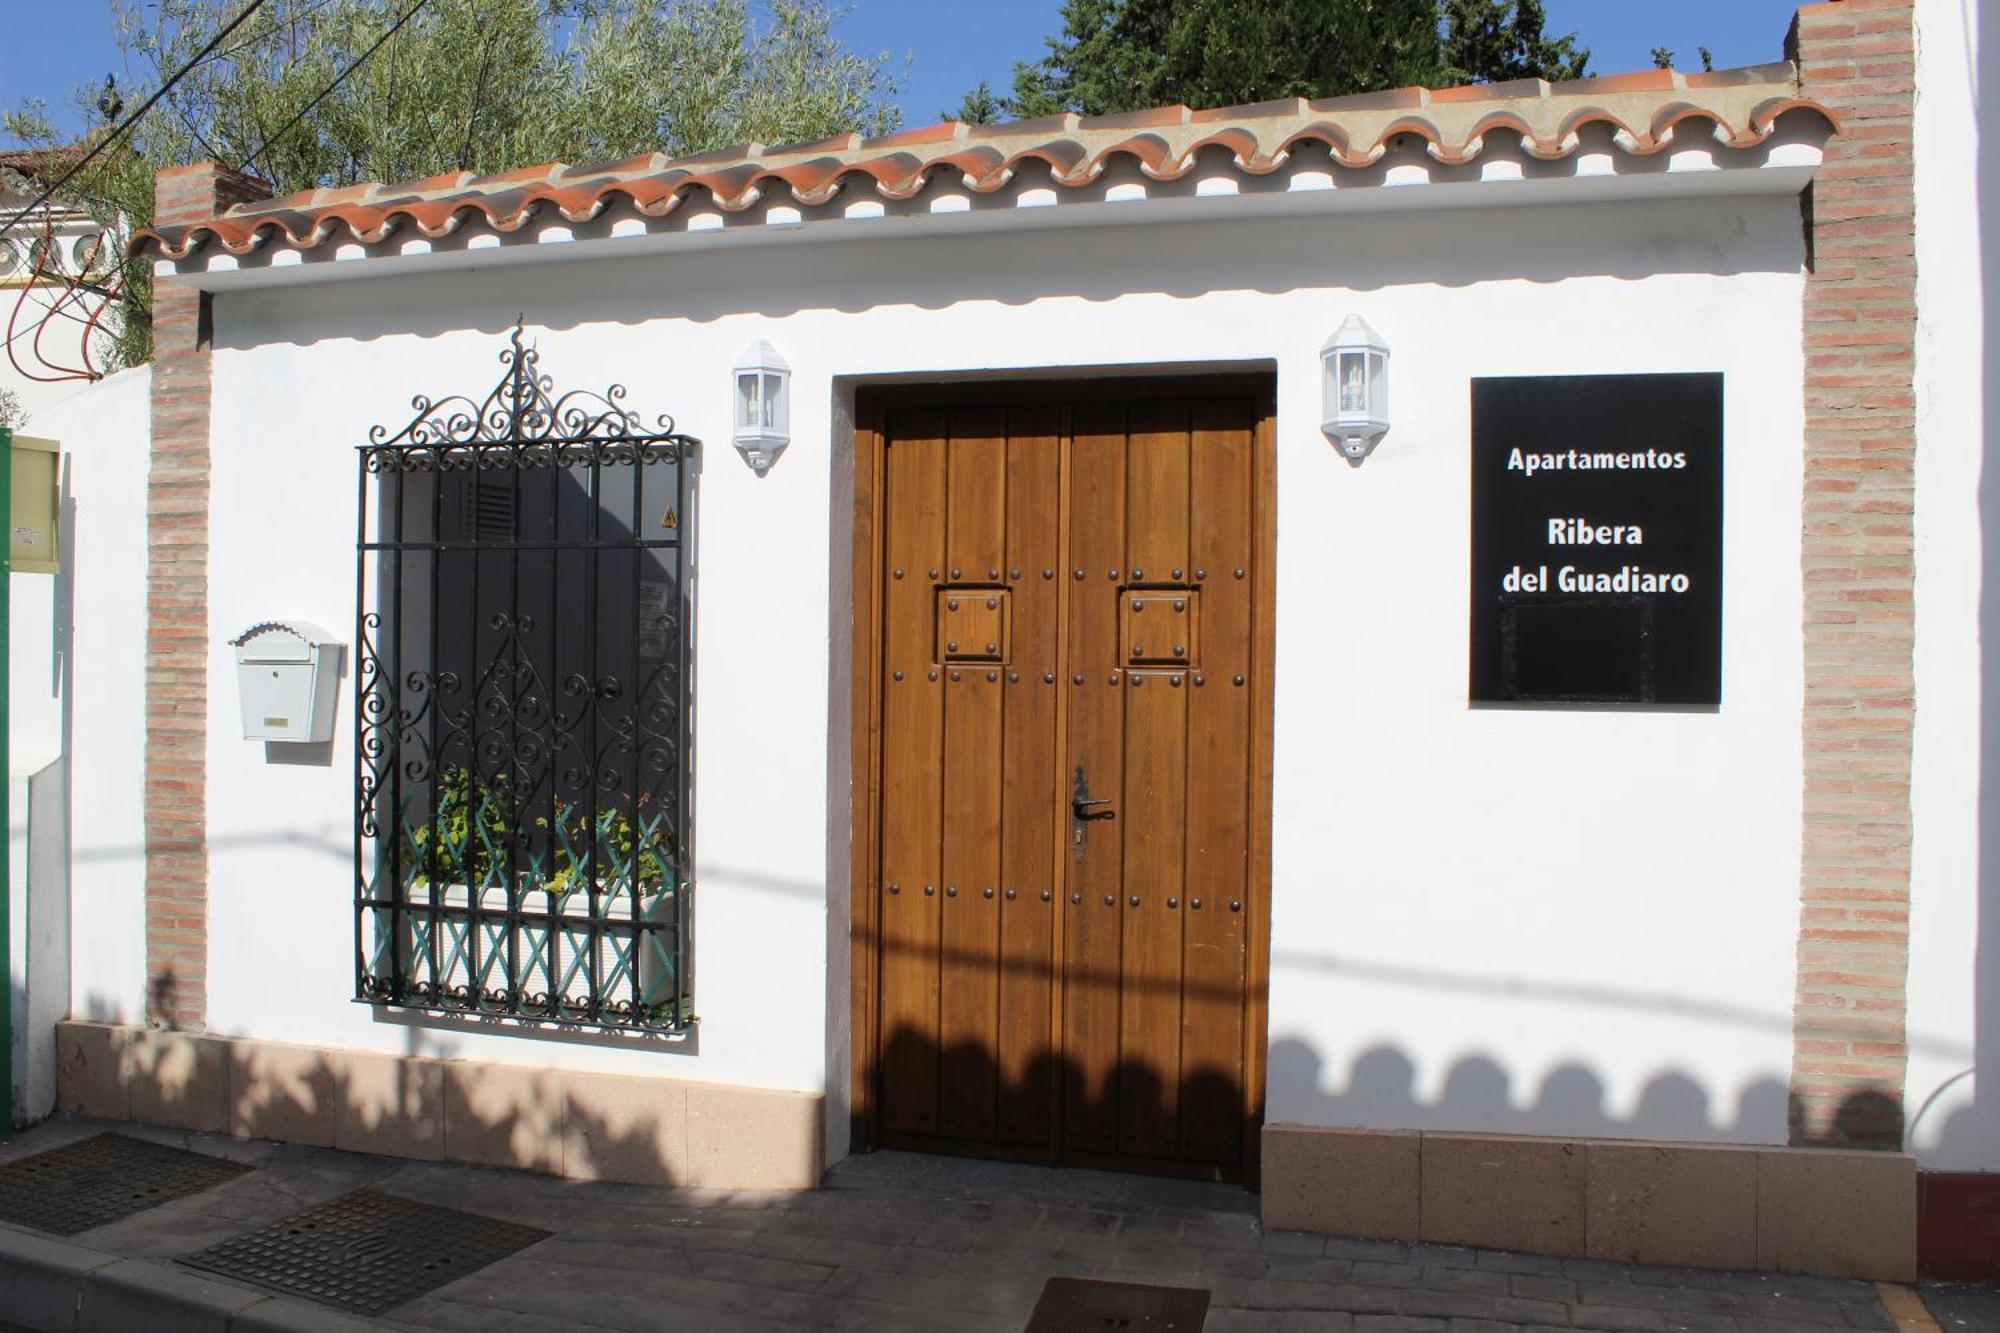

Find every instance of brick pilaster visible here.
[146,163,269,1030]
[1789,0,1918,1147]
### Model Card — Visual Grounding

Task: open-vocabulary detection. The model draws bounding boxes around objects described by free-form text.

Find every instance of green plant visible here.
[404,765,674,905]
[404,763,511,889]
[538,789,673,900]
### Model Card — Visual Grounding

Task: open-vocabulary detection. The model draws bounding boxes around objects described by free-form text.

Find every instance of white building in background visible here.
[12,0,1995,1289]
[0,149,121,426]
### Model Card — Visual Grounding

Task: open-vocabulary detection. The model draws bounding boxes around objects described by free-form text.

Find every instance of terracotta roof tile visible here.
[1086,105,1193,130]
[865,121,965,148]
[1430,77,1548,104]
[1189,96,1307,122]
[1305,87,1431,113]
[133,61,1836,262]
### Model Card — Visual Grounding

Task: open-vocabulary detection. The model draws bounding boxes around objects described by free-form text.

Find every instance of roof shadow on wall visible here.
[1269,1039,1901,1151]
[212,184,1813,356]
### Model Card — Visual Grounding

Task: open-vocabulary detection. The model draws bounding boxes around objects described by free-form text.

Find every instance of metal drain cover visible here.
[181,1187,550,1316]
[0,1133,251,1236]
[1025,1277,1210,1332]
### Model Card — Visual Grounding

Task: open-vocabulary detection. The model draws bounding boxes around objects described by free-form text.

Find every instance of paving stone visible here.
[1578,1281,1679,1310]
[1258,1227,1331,1256]
[0,1118,1913,1333]
[1326,1236,1414,1263]
[1486,1295,1578,1324]
[1509,1273,1580,1303]
[1476,1249,1570,1277]
[1396,1288,1507,1320]
[1198,1249,1270,1279]
[1286,1283,1403,1316]
[1573,1305,1670,1331]
[1421,1266,1514,1294]
[77,1256,266,1333]
[1259,1254,1356,1285]
[1837,1300,1895,1331]
[1738,1295,1850,1325]
[1918,1285,2000,1333]
[1409,1244,1482,1270]
[0,1225,119,1330]
[1239,1277,1381,1311]
[1566,1257,1645,1281]
[1661,1314,1744,1333]
[1207,1312,1294,1333]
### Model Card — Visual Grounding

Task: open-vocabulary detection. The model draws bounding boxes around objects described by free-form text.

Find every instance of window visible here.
[355,329,698,1031]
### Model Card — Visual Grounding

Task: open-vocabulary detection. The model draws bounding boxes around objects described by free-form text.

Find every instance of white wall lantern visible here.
[731,339,791,475]
[1320,315,1391,465]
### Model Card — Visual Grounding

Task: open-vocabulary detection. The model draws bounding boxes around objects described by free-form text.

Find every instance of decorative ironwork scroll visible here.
[355,325,698,1031]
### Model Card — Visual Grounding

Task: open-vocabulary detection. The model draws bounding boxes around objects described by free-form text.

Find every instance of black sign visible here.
[1469,373,1723,706]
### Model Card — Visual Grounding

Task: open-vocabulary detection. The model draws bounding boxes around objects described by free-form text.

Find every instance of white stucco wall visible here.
[1908,0,1996,1171]
[106,190,1813,1144]
[14,368,151,1097]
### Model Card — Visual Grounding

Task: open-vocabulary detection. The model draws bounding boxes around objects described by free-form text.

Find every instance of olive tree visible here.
[4,0,905,367]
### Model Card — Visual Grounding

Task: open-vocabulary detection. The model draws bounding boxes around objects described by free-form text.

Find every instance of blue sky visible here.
[0,0,1809,149]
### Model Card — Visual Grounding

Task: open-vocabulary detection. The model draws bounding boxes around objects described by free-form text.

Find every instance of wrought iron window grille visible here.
[355,325,698,1032]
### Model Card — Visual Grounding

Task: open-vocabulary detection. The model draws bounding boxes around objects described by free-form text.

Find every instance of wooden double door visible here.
[853,378,1274,1182]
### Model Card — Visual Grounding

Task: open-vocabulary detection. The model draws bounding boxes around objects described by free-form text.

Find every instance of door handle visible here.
[1071,766,1116,824]
[1071,765,1114,860]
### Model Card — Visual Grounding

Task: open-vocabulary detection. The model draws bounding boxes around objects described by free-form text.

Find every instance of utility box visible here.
[231,621,341,743]
[9,434,60,575]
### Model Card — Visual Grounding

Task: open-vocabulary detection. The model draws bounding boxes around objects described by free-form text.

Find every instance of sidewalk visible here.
[0,1114,1990,1332]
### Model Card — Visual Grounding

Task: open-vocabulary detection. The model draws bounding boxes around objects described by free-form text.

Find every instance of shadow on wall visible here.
[866,1016,1919,1173]
[872,1025,1248,1172]
[1270,1040,1905,1152]
[1968,0,2000,1174]
[211,184,1815,357]
[65,991,715,1187]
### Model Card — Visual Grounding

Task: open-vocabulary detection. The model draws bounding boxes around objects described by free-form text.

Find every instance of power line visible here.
[237,0,432,179]
[0,0,273,249]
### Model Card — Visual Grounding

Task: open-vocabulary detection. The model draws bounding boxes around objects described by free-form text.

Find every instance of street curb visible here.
[0,1224,389,1332]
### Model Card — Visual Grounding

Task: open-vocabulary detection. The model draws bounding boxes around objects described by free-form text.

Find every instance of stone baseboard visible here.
[1263,1123,1915,1282]
[54,1020,823,1190]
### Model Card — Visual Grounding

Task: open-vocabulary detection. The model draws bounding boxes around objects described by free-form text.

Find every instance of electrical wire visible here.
[235,0,432,179]
[0,0,273,247]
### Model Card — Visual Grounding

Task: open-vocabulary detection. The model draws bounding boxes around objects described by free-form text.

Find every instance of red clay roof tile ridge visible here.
[130,59,1829,262]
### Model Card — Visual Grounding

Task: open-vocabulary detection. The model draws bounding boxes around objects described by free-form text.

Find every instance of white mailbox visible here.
[231,621,341,743]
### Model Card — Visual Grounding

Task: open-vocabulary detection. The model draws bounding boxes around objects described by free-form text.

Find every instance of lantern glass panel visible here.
[761,371,786,431]
[1338,350,1368,416]
[1368,351,1387,420]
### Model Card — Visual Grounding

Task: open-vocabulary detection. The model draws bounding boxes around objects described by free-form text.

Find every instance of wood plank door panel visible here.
[997,406,1062,1150]
[877,409,947,1138]
[1115,404,1194,1162]
[868,382,1267,1180]
[1180,402,1256,1167]
[1063,403,1128,1161]
[937,406,1006,1143]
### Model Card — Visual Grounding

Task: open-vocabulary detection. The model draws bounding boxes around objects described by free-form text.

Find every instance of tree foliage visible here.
[955,0,1589,122]
[4,0,905,368]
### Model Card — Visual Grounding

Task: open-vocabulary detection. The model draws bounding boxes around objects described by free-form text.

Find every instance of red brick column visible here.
[1789,0,1918,1148]
[146,164,269,1029]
